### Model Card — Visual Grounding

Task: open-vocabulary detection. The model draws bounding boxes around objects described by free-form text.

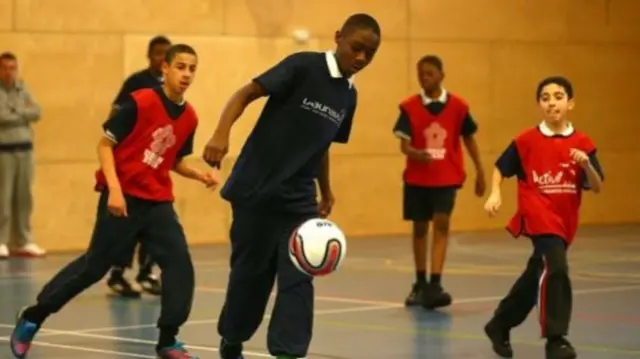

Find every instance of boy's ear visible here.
[568,98,575,110]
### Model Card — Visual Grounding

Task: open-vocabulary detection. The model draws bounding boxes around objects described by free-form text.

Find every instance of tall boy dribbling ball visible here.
[289,218,347,276]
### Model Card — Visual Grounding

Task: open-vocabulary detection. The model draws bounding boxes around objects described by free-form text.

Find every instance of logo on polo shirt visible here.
[300,98,346,126]
[143,124,176,169]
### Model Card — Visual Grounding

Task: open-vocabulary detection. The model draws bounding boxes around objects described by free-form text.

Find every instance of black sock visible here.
[21,305,49,325]
[416,270,427,284]
[430,274,441,285]
[157,326,178,350]
[111,267,125,278]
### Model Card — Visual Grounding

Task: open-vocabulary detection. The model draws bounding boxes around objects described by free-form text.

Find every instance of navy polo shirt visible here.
[112,69,164,106]
[103,86,194,160]
[221,51,357,214]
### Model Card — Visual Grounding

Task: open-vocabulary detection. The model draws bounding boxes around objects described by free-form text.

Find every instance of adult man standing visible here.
[0,52,46,259]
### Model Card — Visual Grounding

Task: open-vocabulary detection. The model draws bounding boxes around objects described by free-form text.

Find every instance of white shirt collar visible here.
[420,88,448,104]
[325,51,354,89]
[538,121,575,137]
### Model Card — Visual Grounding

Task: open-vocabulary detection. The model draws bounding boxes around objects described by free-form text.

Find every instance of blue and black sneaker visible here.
[156,341,199,359]
[10,308,40,359]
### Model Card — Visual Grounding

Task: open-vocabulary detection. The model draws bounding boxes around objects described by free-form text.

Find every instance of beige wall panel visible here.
[0,0,12,30]
[608,0,640,42]
[15,0,224,34]
[409,0,608,42]
[408,41,493,151]
[123,35,321,156]
[0,33,122,162]
[223,0,407,39]
[314,40,410,156]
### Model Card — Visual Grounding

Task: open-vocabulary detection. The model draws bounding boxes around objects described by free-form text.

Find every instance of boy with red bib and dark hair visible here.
[9,44,216,359]
[393,55,486,309]
[483,76,604,359]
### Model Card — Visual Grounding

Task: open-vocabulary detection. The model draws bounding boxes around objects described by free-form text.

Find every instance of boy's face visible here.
[148,43,171,72]
[334,28,380,77]
[0,58,18,87]
[162,53,197,95]
[417,62,443,93]
[538,83,574,123]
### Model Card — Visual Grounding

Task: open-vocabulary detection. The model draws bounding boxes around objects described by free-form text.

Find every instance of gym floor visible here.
[0,224,638,359]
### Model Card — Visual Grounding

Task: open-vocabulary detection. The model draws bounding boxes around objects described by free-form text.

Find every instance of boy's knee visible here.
[413,221,428,239]
[432,214,451,234]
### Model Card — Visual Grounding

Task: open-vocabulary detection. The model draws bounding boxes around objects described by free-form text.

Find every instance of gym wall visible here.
[1,0,638,252]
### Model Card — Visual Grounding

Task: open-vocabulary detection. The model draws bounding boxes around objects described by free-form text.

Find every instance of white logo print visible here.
[143,124,176,169]
[424,122,447,160]
[300,98,346,126]
[532,162,578,194]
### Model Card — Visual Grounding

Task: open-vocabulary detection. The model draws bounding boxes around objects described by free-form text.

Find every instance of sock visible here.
[138,265,152,279]
[110,267,125,278]
[157,326,178,350]
[21,305,49,325]
[430,274,441,285]
[416,270,427,284]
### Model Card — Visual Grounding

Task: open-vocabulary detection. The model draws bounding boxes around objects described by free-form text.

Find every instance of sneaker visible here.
[157,342,199,359]
[422,283,452,310]
[137,273,162,296]
[10,243,46,258]
[219,338,244,359]
[10,308,40,359]
[107,274,141,298]
[0,244,8,259]
[404,282,426,306]
[546,337,576,359]
[484,320,513,358]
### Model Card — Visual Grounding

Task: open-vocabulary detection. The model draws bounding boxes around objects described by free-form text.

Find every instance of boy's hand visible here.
[570,148,590,168]
[198,171,219,189]
[318,193,335,218]
[202,130,229,169]
[484,191,501,217]
[107,189,127,217]
[475,171,486,197]
[411,149,431,163]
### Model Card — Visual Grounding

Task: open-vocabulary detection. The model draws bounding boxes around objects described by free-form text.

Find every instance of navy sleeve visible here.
[102,98,137,144]
[392,109,412,139]
[582,150,605,189]
[461,112,478,137]
[495,141,524,179]
[176,130,196,161]
[333,95,356,144]
[252,53,307,97]
[112,76,139,106]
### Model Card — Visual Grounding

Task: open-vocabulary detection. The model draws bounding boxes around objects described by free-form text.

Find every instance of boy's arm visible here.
[172,131,204,181]
[461,112,483,174]
[98,99,138,191]
[393,109,430,162]
[491,141,523,193]
[581,150,604,194]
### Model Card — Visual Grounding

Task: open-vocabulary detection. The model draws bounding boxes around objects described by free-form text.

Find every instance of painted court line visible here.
[0,338,156,358]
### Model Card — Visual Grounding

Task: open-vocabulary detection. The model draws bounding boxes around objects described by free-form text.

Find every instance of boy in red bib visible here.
[483,76,604,359]
[9,44,216,359]
[393,55,486,309]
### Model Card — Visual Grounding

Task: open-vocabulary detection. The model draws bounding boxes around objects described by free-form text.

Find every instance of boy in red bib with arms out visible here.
[9,44,216,359]
[483,76,604,359]
[393,55,486,309]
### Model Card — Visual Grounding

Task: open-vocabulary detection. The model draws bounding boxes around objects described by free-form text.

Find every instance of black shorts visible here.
[403,184,457,221]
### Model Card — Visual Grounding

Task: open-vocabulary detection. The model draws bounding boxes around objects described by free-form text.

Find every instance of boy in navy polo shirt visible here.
[483,76,603,359]
[107,34,171,298]
[10,44,216,359]
[203,13,381,359]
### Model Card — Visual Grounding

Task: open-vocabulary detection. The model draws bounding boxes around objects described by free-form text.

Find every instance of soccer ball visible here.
[288,218,347,277]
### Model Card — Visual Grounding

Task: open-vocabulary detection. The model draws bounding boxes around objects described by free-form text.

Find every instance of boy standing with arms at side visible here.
[393,55,486,309]
[483,76,604,359]
[10,44,215,359]
[203,14,381,359]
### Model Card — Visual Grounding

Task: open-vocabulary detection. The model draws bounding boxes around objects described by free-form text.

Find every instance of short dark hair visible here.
[340,13,381,38]
[536,76,574,100]
[165,44,197,64]
[147,35,171,56]
[417,55,443,72]
[0,52,17,62]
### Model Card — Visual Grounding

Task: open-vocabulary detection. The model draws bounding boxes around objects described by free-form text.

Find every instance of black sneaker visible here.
[219,338,244,359]
[136,273,162,296]
[404,282,426,306]
[484,321,513,358]
[422,283,452,310]
[107,274,141,298]
[546,337,576,359]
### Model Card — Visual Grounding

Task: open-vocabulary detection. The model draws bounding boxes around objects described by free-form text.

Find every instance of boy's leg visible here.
[136,242,162,296]
[107,242,141,298]
[532,235,575,359]
[218,205,280,359]
[266,213,315,358]
[11,192,141,358]
[423,187,456,309]
[138,202,195,357]
[402,183,431,306]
